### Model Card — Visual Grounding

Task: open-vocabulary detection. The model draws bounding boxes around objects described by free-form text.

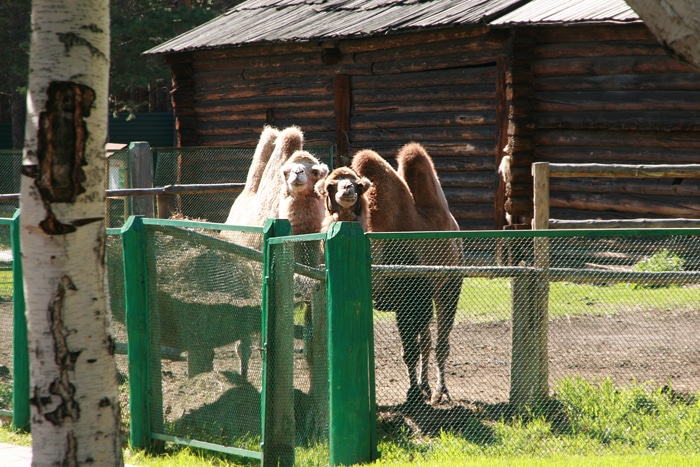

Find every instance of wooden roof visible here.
[145,0,640,55]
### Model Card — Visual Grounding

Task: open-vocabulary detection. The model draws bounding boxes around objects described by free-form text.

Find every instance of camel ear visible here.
[356,177,372,195]
[312,163,329,180]
[280,166,291,196]
[314,178,327,197]
[325,182,337,213]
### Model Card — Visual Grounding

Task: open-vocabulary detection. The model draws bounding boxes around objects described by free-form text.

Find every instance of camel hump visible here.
[396,142,451,217]
[275,125,304,160]
[243,125,280,194]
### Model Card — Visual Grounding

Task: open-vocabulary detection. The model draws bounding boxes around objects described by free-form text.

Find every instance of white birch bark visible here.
[625,0,700,71]
[20,1,123,466]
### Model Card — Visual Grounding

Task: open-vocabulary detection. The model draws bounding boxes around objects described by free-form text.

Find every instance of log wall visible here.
[166,27,509,230]
[524,24,700,223]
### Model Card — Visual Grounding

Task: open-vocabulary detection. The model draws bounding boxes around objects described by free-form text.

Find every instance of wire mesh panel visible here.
[144,222,265,455]
[105,231,130,429]
[266,234,330,467]
[0,218,13,414]
[368,229,700,440]
[0,151,21,218]
[106,150,130,228]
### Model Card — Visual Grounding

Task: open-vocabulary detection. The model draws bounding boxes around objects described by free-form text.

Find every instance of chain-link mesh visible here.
[267,235,329,465]
[105,232,130,430]
[369,230,700,437]
[0,219,13,413]
[0,151,21,218]
[142,224,264,451]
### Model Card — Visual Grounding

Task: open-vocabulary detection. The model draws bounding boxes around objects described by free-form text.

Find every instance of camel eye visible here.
[312,169,320,177]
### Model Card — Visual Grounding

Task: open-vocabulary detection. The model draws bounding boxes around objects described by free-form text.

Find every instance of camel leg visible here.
[431,276,461,404]
[417,323,432,399]
[236,334,252,380]
[395,308,423,405]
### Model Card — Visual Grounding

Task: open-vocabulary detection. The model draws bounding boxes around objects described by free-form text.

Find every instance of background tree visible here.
[625,0,700,72]
[3,1,237,147]
[0,0,31,148]
[20,1,122,465]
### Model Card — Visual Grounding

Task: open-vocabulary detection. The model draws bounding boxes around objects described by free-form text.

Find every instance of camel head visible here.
[316,166,372,218]
[281,151,329,197]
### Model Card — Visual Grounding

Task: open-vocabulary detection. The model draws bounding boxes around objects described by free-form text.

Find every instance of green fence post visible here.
[121,215,152,449]
[11,209,29,430]
[260,218,295,467]
[326,222,375,466]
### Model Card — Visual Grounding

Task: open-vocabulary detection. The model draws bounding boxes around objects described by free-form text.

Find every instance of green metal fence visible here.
[368,228,700,435]
[3,215,700,464]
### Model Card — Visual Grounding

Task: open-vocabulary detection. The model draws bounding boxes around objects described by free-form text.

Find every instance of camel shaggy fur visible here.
[315,166,372,232]
[279,150,329,235]
[351,143,463,406]
[224,125,304,229]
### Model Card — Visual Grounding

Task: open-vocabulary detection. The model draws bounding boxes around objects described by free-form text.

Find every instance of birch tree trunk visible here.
[625,0,700,72]
[20,1,123,466]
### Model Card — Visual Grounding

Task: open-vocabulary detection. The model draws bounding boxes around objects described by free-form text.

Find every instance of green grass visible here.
[369,377,700,466]
[458,278,700,323]
[3,377,698,466]
[0,269,12,300]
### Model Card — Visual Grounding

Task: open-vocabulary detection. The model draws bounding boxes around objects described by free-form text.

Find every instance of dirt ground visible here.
[2,299,698,439]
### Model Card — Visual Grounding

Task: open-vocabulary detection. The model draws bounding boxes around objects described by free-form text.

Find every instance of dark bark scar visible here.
[22,81,96,235]
[32,275,82,426]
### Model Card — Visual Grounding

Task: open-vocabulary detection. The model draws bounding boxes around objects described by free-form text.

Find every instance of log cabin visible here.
[145,0,700,230]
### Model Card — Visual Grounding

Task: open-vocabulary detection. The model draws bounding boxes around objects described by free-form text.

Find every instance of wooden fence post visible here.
[121,215,154,449]
[261,218,295,467]
[326,222,376,466]
[510,162,550,408]
[10,209,29,430]
[129,142,155,218]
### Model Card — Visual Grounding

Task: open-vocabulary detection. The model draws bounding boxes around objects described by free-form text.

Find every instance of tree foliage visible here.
[1,0,238,118]
[111,1,235,113]
[0,0,30,96]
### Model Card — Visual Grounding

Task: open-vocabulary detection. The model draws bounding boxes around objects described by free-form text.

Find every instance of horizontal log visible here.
[531,56,691,78]
[351,111,496,130]
[338,26,491,54]
[449,202,494,220]
[347,141,496,159]
[240,65,338,81]
[548,163,700,179]
[534,41,666,60]
[535,130,700,149]
[193,42,316,60]
[350,126,496,143]
[443,187,493,204]
[192,51,324,73]
[371,51,500,75]
[549,268,700,285]
[549,218,700,229]
[353,85,495,103]
[439,171,495,188]
[195,81,333,102]
[535,146,700,164]
[535,73,700,92]
[372,263,700,285]
[354,99,495,114]
[534,91,700,112]
[352,66,495,90]
[195,95,334,113]
[550,178,700,197]
[550,192,700,217]
[535,24,654,43]
[536,111,700,132]
[354,35,503,66]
